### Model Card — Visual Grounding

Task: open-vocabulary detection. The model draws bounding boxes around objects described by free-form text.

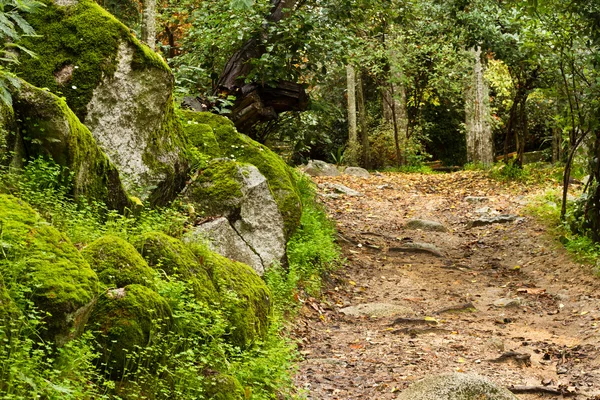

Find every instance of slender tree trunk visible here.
[465,46,494,166]
[585,130,600,241]
[347,65,357,145]
[141,0,156,51]
[552,127,562,163]
[356,71,369,168]
[516,99,527,166]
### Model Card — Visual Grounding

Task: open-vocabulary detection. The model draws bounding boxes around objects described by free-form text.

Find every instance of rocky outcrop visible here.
[15,0,189,205]
[396,373,518,400]
[185,160,286,275]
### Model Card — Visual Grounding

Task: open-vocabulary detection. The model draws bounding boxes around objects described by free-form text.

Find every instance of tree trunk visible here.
[585,130,600,241]
[347,65,357,145]
[202,0,308,132]
[465,46,494,166]
[552,127,562,163]
[356,71,370,169]
[517,99,527,166]
[141,0,156,51]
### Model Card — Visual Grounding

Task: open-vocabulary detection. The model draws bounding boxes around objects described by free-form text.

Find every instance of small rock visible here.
[493,298,521,308]
[389,242,443,257]
[396,373,518,400]
[302,160,341,177]
[340,302,414,318]
[465,196,489,203]
[343,166,370,178]
[475,206,491,214]
[468,215,517,228]
[405,219,447,232]
[376,184,393,190]
[331,183,363,196]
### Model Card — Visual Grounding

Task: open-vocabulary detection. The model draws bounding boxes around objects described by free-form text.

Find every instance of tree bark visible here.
[356,71,370,169]
[465,46,494,166]
[141,0,156,51]
[347,65,357,145]
[205,0,308,132]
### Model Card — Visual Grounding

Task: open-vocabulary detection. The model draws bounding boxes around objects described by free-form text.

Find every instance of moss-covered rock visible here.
[204,373,245,400]
[88,284,172,376]
[186,159,287,275]
[82,235,155,289]
[180,110,301,237]
[196,246,271,348]
[14,0,189,205]
[7,77,131,211]
[0,194,98,344]
[133,232,218,303]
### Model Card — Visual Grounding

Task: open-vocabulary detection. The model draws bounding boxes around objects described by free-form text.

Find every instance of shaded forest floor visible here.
[293,171,600,400]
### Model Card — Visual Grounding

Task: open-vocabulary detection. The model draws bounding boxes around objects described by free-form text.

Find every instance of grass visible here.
[0,158,343,399]
[525,189,600,274]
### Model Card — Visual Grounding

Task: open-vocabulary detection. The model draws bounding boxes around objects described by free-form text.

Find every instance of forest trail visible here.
[293,171,600,400]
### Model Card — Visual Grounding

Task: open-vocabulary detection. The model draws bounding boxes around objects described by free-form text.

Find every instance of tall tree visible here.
[465,46,493,165]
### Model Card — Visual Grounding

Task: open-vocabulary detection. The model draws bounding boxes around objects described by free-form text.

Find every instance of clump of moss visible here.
[193,244,271,348]
[204,373,245,400]
[133,231,218,303]
[10,78,131,211]
[88,284,172,376]
[14,0,169,120]
[185,159,244,216]
[0,194,98,344]
[82,235,156,289]
[179,110,301,237]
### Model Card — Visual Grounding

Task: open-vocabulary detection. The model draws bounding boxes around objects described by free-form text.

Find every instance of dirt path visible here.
[293,171,600,400]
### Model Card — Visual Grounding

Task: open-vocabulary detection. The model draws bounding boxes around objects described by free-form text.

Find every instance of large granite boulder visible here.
[396,373,518,400]
[185,159,286,275]
[14,0,189,205]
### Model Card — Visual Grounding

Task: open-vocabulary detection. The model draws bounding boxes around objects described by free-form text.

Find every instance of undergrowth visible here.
[526,189,600,274]
[0,158,342,399]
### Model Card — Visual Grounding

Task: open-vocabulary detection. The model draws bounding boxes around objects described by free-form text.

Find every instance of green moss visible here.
[179,111,301,237]
[133,232,218,303]
[11,77,131,211]
[14,0,169,121]
[82,235,156,289]
[88,284,172,376]
[179,110,221,157]
[0,194,99,344]
[194,245,271,348]
[204,373,245,400]
[186,159,244,215]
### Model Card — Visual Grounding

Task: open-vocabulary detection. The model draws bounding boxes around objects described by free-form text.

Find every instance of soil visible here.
[292,171,600,400]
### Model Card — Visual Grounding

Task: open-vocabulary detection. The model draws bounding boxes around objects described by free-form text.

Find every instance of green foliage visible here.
[265,173,341,314]
[526,189,600,274]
